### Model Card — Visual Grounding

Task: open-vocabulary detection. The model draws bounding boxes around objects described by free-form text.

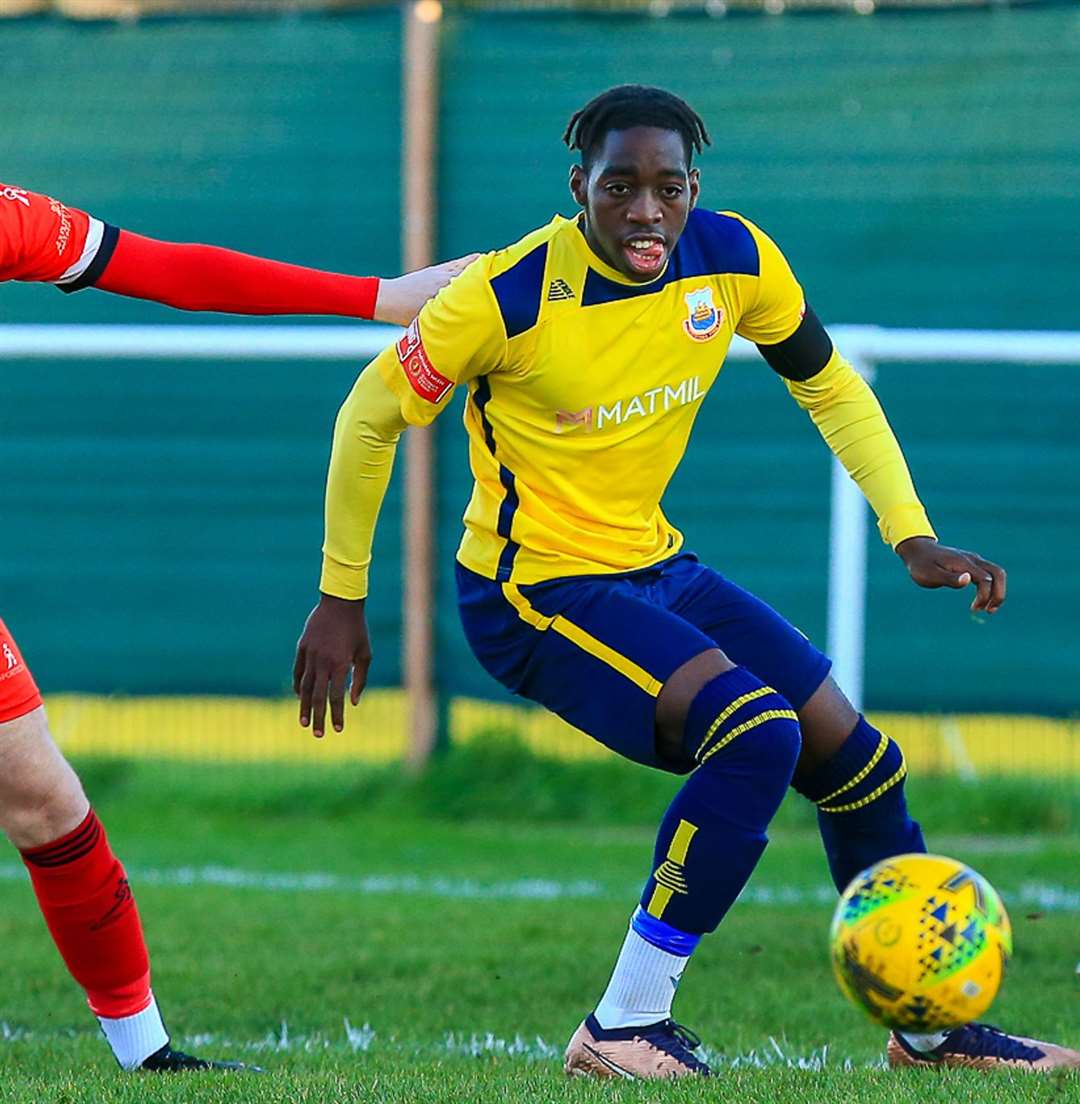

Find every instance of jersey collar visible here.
[566,214,672,287]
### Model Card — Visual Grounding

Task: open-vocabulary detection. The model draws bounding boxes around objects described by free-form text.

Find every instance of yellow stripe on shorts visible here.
[501,583,663,697]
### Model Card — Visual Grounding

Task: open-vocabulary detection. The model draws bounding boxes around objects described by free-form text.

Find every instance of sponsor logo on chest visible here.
[554,375,704,433]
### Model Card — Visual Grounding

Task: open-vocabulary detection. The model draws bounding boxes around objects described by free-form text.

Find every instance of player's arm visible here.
[734,216,1005,615]
[0,183,474,323]
[294,257,506,736]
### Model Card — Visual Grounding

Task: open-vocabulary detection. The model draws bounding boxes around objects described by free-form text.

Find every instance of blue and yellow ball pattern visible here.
[829,853,1012,1032]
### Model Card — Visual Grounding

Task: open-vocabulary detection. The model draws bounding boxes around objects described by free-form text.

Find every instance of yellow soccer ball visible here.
[830,853,1012,1032]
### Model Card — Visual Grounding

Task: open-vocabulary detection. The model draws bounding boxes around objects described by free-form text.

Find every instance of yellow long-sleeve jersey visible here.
[321,210,934,600]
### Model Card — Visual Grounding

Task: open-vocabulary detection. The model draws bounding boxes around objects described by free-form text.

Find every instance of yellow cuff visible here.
[319,557,369,600]
[878,504,937,549]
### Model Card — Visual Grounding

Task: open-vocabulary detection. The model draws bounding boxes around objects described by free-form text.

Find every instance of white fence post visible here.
[825,354,874,711]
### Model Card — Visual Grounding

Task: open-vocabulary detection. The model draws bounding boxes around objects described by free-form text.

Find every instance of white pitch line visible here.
[0,862,1077,911]
[0,1017,857,1068]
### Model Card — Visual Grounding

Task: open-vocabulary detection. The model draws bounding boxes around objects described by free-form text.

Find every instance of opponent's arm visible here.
[95,231,477,324]
[735,215,1005,615]
[1,183,474,322]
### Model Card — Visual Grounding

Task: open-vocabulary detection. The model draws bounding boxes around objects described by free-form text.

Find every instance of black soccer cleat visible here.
[138,1043,264,1073]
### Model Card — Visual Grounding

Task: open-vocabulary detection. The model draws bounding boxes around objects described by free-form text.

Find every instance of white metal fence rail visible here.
[6,323,1080,710]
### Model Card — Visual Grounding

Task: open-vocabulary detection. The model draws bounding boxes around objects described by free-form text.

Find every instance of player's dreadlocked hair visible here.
[563,85,711,169]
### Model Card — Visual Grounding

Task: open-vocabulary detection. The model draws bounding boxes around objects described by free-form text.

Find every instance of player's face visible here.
[570,126,700,282]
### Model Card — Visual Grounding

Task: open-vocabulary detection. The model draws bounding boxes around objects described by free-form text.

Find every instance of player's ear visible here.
[688,167,701,210]
[569,164,588,208]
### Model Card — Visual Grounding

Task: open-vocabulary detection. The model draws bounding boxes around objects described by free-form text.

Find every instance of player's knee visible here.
[0,718,88,849]
[812,730,909,821]
[682,666,801,776]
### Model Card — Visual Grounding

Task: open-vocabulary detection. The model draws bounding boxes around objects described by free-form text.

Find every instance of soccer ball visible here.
[829,853,1012,1032]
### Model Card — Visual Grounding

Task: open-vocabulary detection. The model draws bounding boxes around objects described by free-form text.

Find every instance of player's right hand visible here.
[294,594,371,737]
[373,253,481,326]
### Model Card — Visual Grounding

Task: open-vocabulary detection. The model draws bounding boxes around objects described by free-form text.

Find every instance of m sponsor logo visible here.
[554,375,704,433]
[554,407,593,433]
[396,320,453,404]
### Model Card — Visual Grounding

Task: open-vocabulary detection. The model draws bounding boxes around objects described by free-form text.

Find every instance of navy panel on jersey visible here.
[470,376,521,581]
[490,242,548,338]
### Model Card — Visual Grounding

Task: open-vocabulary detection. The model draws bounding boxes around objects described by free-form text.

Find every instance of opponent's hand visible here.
[373,254,481,327]
[293,594,372,737]
[896,536,1007,615]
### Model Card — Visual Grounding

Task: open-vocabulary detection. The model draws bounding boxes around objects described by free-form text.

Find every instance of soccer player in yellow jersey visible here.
[295,87,1080,1077]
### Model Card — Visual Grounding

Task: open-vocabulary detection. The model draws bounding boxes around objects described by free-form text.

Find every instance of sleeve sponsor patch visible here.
[396,320,453,404]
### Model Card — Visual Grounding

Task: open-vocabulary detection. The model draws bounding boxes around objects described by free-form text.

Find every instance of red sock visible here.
[21,810,152,1019]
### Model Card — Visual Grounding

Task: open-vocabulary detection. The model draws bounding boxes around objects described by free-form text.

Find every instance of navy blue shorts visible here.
[456,552,831,772]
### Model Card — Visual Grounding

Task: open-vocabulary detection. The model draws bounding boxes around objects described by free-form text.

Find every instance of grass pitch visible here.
[0,759,1076,1103]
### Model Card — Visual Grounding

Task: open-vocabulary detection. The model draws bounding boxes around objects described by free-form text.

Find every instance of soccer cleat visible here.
[887,1023,1080,1072]
[138,1044,263,1073]
[564,1014,711,1079]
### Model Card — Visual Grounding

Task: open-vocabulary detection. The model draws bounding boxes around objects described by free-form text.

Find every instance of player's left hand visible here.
[896,536,1006,614]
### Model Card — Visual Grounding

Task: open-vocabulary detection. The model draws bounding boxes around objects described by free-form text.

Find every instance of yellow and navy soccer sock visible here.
[794,715,926,893]
[637,666,802,935]
[594,667,802,1029]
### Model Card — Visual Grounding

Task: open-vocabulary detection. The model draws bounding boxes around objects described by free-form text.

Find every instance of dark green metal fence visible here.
[2,6,1078,732]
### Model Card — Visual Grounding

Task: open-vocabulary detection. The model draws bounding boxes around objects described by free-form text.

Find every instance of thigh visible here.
[659,558,832,710]
[456,562,716,771]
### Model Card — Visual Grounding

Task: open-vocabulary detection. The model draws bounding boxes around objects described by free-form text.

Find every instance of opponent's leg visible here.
[0,623,250,1072]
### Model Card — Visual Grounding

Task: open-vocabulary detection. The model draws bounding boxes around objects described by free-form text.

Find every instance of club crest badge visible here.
[682,287,723,342]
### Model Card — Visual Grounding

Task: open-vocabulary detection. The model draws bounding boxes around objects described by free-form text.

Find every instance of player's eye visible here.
[605,182,631,197]
[661,186,684,200]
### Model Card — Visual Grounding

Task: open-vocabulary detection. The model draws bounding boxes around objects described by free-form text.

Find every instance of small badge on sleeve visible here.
[396,320,453,404]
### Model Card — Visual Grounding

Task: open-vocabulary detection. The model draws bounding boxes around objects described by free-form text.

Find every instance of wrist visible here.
[318,592,365,610]
[372,275,399,325]
[895,535,936,563]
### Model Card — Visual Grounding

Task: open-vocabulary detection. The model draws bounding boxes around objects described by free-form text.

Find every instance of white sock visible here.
[97,992,169,1071]
[899,1029,951,1053]
[593,922,692,1029]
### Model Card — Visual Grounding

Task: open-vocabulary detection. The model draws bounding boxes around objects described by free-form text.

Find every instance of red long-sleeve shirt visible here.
[0,183,378,318]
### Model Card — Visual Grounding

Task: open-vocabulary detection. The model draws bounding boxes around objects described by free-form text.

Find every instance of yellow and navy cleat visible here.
[564,1014,711,1079]
[887,1023,1080,1072]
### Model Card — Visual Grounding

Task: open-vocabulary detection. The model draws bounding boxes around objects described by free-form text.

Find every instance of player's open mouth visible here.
[623,236,666,276]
